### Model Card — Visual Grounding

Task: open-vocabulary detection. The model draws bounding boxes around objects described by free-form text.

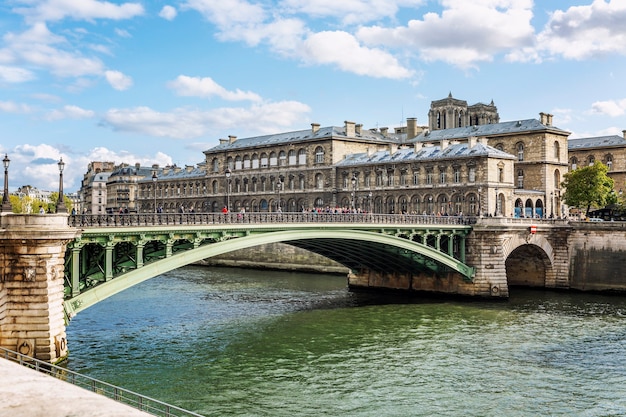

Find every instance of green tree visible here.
[561,161,615,216]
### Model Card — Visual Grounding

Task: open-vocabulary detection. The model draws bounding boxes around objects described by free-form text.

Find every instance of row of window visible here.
[569,155,614,171]
[211,147,325,172]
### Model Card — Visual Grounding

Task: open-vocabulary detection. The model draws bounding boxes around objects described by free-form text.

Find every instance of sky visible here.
[1,0,626,193]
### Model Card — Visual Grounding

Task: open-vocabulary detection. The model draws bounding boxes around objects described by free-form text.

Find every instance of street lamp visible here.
[429,196,433,215]
[225,167,231,212]
[1,154,12,213]
[494,187,498,217]
[152,172,158,213]
[1,154,11,212]
[56,158,67,213]
[351,175,357,211]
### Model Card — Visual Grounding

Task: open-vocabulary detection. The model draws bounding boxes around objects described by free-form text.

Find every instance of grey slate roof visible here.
[412,118,568,142]
[138,164,206,183]
[336,142,515,167]
[205,126,398,152]
[568,135,626,150]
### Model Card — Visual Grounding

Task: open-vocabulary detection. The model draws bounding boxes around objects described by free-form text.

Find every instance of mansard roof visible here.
[413,118,569,142]
[568,135,626,150]
[205,125,398,153]
[137,163,206,183]
[336,142,515,167]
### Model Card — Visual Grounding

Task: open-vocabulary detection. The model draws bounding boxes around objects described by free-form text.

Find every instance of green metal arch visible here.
[64,229,474,317]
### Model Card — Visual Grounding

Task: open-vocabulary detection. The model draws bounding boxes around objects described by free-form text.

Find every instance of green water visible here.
[65,266,626,416]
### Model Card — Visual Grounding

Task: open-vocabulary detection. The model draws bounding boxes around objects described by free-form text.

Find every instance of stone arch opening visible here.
[505,244,551,288]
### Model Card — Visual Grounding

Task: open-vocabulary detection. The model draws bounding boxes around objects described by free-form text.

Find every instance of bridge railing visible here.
[0,347,204,417]
[68,212,477,228]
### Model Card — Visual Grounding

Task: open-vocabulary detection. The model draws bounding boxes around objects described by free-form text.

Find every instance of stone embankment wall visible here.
[568,223,626,292]
[197,242,350,275]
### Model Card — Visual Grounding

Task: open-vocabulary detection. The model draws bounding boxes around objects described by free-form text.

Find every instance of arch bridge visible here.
[64,212,476,317]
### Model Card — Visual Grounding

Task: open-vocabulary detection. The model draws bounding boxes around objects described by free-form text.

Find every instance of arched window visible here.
[235,156,242,170]
[279,151,286,166]
[570,157,578,171]
[298,148,307,165]
[588,155,595,166]
[243,155,250,169]
[517,169,524,188]
[606,155,613,171]
[315,146,324,163]
[554,141,560,160]
[252,153,259,169]
[269,152,277,166]
[288,150,296,165]
[315,173,324,189]
[212,158,219,173]
[260,153,268,168]
[517,143,525,161]
[211,180,218,194]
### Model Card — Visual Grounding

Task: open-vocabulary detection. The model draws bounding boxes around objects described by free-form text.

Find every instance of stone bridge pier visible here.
[0,214,79,363]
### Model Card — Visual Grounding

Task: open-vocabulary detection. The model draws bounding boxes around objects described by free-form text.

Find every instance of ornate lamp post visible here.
[225,167,231,212]
[56,158,67,213]
[152,172,158,213]
[276,177,283,212]
[1,154,11,212]
[351,175,357,211]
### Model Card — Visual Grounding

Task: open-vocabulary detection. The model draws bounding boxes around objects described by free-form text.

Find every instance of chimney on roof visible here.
[311,123,320,133]
[623,130,626,139]
[389,143,398,155]
[540,112,552,126]
[135,163,140,169]
[185,165,193,173]
[228,135,237,144]
[547,114,553,126]
[219,138,228,145]
[468,136,477,148]
[355,124,362,135]
[407,118,418,139]
[345,120,355,137]
[414,142,423,152]
[380,127,388,137]
[440,139,449,150]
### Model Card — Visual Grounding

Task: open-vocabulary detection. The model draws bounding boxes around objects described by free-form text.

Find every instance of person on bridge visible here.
[222,206,229,214]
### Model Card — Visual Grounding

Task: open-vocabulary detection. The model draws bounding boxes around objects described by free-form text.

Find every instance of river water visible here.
[65,266,626,417]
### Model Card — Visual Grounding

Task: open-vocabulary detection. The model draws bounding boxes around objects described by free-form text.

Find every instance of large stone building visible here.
[77,95,626,218]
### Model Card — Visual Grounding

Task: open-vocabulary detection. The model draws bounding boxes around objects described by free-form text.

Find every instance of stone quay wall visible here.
[0,214,79,363]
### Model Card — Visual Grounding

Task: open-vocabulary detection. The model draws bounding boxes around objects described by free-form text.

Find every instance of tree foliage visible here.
[561,161,614,215]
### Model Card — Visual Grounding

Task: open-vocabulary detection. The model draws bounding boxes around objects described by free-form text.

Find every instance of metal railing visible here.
[0,347,204,417]
[69,212,477,227]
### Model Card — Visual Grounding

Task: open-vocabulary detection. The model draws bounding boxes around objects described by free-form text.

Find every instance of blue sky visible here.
[1,0,626,192]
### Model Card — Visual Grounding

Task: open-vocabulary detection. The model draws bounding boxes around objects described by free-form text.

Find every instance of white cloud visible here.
[517,0,626,61]
[4,22,105,77]
[45,105,95,121]
[13,0,145,23]
[102,101,311,139]
[0,65,35,83]
[168,75,262,102]
[591,99,626,117]
[115,28,131,38]
[357,0,535,69]
[0,100,34,113]
[159,5,177,20]
[105,70,133,90]
[302,31,414,78]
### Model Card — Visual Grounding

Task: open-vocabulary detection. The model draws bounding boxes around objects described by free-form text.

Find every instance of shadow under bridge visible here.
[63,224,474,318]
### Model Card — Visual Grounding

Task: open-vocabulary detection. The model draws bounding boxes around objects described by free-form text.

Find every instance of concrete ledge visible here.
[0,358,153,417]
